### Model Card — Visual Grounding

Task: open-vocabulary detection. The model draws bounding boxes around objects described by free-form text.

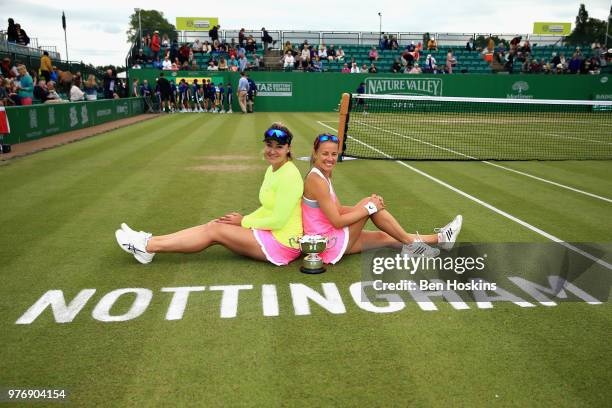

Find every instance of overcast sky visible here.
[3,0,610,66]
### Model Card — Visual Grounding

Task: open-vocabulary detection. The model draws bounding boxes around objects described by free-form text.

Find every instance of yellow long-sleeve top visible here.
[40,55,52,72]
[241,161,303,247]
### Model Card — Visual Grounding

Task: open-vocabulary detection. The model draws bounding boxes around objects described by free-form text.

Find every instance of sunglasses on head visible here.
[265,128,289,139]
[317,134,339,143]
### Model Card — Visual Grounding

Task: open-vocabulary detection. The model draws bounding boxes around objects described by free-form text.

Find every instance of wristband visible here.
[364,202,378,215]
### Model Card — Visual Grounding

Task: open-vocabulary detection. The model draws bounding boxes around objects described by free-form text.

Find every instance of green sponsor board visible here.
[176,17,219,31]
[4,98,144,145]
[128,69,612,112]
[257,82,293,96]
[533,22,571,36]
[365,77,443,96]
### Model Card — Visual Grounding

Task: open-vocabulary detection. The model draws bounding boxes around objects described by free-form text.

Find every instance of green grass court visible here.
[0,113,611,407]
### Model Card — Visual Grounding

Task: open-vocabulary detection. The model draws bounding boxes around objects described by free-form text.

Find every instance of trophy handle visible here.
[288,237,300,250]
[326,236,337,250]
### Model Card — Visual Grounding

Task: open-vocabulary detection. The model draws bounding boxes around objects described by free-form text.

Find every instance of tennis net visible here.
[339,94,612,160]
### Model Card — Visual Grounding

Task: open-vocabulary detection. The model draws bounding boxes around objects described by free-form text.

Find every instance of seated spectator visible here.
[555,63,564,74]
[341,63,350,73]
[181,61,191,71]
[84,75,98,100]
[17,65,33,105]
[521,59,531,74]
[588,55,601,74]
[568,54,582,74]
[368,63,378,73]
[369,46,379,61]
[171,63,179,71]
[521,40,531,54]
[530,59,541,74]
[246,36,257,53]
[427,38,437,51]
[541,59,551,74]
[350,62,360,73]
[391,59,402,73]
[192,39,203,53]
[70,77,85,102]
[207,60,219,71]
[549,52,560,67]
[379,35,389,50]
[0,78,14,106]
[318,44,328,60]
[238,53,248,72]
[282,51,295,70]
[301,46,311,65]
[446,49,457,74]
[162,56,172,70]
[1,58,17,78]
[228,55,239,69]
[283,41,293,54]
[401,50,415,67]
[33,80,49,101]
[139,79,152,97]
[327,44,336,61]
[173,57,181,68]
[389,36,399,50]
[162,33,170,48]
[559,53,567,69]
[153,56,163,69]
[218,57,228,71]
[191,60,199,70]
[361,63,368,72]
[336,46,345,61]
[45,81,62,103]
[203,41,211,54]
[309,56,323,72]
[425,54,437,73]
[251,53,261,70]
[228,47,238,59]
[15,24,30,46]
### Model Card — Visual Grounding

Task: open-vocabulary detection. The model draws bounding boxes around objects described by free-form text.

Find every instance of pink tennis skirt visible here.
[252,229,301,266]
[318,226,350,265]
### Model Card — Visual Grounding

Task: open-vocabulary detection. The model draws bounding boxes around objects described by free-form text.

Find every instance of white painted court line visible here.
[316,120,612,271]
[320,120,612,204]
[545,133,612,146]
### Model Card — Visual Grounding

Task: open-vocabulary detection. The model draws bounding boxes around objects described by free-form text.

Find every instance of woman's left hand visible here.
[217,212,243,226]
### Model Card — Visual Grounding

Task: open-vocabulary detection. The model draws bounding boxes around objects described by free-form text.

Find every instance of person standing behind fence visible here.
[70,77,85,102]
[247,74,257,113]
[103,69,116,99]
[237,72,249,113]
[151,31,161,60]
[39,51,52,82]
[225,82,233,113]
[17,65,33,105]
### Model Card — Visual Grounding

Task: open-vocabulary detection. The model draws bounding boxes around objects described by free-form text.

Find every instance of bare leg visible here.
[146,222,267,261]
[371,210,438,244]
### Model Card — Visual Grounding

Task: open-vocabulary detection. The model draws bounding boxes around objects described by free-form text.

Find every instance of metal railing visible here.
[174,29,565,48]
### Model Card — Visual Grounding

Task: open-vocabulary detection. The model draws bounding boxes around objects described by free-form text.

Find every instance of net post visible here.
[337,93,351,161]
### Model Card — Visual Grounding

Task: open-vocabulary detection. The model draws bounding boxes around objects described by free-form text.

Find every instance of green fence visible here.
[129,69,612,112]
[4,98,145,145]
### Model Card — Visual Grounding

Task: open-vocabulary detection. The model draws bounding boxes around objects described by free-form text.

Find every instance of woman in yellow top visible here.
[115,123,303,265]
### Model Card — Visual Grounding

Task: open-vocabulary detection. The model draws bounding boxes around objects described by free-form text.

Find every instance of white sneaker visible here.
[115,229,154,264]
[436,215,463,251]
[401,241,440,258]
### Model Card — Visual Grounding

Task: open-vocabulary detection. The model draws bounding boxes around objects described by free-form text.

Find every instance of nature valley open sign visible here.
[176,17,219,31]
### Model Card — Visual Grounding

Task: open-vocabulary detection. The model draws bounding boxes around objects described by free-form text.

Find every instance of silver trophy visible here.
[289,235,337,274]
